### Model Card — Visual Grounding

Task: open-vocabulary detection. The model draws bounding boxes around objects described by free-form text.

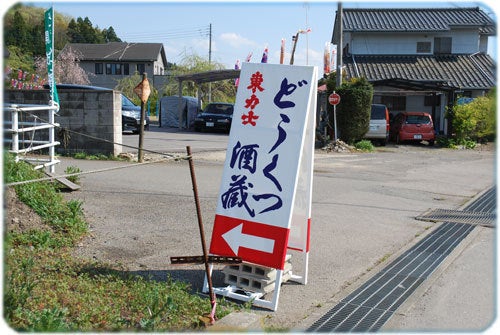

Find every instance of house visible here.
[61,42,168,89]
[332,7,496,135]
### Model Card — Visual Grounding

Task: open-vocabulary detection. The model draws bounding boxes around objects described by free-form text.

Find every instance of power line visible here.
[120,25,210,41]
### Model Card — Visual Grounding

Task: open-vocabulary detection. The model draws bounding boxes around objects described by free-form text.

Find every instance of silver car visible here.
[364,104,390,146]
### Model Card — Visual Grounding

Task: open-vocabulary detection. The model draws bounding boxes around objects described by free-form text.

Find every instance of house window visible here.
[136,63,146,74]
[417,42,431,53]
[105,63,128,75]
[434,37,452,54]
[95,63,103,74]
[381,96,406,111]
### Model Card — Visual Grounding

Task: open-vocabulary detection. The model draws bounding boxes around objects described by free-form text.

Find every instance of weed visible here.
[354,140,374,152]
[3,152,242,331]
[64,165,81,184]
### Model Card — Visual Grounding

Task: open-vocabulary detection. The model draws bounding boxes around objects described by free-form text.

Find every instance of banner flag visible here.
[280,38,285,64]
[324,42,331,76]
[44,7,59,105]
[261,46,269,63]
[234,59,241,87]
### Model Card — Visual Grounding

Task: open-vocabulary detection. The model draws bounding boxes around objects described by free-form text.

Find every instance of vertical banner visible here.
[44,7,59,105]
[209,63,317,270]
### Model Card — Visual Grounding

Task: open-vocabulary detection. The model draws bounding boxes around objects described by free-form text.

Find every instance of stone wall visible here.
[4,88,122,156]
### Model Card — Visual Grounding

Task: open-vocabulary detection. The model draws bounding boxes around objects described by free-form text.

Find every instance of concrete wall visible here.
[346,30,482,55]
[4,88,122,156]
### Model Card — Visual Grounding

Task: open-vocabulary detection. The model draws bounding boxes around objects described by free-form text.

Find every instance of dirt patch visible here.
[4,187,49,233]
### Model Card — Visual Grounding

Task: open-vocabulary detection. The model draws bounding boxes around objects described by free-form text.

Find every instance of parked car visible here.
[194,102,235,133]
[45,83,149,133]
[389,112,435,146]
[364,104,390,145]
[121,94,149,134]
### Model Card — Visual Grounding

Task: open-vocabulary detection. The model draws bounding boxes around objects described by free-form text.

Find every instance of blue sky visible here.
[4,0,498,71]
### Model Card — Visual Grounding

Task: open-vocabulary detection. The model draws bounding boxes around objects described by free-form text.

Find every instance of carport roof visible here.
[176,69,241,84]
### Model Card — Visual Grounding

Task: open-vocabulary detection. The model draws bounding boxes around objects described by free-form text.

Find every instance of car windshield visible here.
[406,115,431,124]
[122,95,137,107]
[205,104,234,115]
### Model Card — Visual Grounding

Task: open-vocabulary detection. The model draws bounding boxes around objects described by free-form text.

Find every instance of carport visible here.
[175,69,240,129]
[370,78,459,135]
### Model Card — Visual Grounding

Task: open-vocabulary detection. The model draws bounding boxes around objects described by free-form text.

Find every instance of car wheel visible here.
[428,139,435,146]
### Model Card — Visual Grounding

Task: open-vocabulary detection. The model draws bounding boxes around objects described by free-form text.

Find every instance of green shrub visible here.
[449,91,496,143]
[334,77,373,144]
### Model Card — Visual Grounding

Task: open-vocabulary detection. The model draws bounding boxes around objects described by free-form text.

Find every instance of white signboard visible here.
[209,63,317,271]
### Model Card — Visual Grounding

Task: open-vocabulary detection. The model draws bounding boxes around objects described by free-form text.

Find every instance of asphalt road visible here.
[59,127,496,331]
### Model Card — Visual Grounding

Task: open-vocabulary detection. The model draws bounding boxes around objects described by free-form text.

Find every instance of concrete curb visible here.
[209,312,263,332]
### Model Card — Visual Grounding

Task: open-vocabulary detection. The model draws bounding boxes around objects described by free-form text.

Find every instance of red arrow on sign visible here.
[223,223,275,254]
[210,215,290,269]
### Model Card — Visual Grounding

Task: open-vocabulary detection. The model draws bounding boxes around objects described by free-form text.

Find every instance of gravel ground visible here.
[54,142,495,331]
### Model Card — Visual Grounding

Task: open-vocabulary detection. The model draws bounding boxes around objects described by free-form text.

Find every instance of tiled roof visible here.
[64,42,167,63]
[339,7,496,35]
[343,53,496,90]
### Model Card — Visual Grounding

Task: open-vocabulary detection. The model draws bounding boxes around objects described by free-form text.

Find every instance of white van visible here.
[364,104,390,146]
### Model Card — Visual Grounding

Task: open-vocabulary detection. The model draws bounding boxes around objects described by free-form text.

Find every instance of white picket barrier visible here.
[4,103,60,173]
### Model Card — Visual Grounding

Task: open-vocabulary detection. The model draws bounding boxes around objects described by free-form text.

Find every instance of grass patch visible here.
[354,140,375,152]
[4,152,242,331]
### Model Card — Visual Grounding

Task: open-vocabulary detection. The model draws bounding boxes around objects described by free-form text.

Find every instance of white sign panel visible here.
[209,63,317,270]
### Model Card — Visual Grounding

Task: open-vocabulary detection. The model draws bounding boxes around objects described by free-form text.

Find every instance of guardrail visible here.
[4,103,60,173]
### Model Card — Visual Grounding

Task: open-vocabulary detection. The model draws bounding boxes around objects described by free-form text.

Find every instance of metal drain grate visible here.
[307,222,475,332]
[464,186,496,213]
[306,186,496,333]
[416,208,495,227]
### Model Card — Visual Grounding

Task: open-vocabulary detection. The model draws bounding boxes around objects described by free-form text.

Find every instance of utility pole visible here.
[336,2,343,87]
[290,32,299,65]
[208,23,212,102]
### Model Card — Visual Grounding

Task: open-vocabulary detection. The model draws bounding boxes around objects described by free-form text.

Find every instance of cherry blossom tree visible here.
[34,47,90,85]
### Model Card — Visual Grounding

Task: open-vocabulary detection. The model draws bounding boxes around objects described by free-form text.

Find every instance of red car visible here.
[390,112,435,146]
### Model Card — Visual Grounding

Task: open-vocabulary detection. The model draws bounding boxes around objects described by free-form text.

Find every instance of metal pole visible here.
[186,146,217,323]
[208,23,212,103]
[138,73,147,163]
[333,91,338,141]
[290,32,299,65]
[11,108,19,162]
[48,104,55,173]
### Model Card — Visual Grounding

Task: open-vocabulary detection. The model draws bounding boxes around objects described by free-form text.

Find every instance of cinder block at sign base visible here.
[222,256,292,294]
[224,270,292,293]
[223,255,292,281]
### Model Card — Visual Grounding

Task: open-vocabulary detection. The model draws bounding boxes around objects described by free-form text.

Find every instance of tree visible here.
[102,27,121,43]
[160,53,237,106]
[34,47,90,85]
[4,11,29,51]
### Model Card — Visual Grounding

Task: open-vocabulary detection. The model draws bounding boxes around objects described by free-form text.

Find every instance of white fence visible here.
[4,103,60,173]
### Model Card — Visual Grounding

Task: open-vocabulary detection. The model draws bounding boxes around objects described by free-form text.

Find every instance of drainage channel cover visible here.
[306,222,475,332]
[416,208,495,227]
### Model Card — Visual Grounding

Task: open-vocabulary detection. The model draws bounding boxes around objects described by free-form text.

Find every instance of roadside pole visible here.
[134,73,150,163]
[329,91,340,141]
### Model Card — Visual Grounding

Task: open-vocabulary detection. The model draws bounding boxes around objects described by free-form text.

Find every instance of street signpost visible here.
[205,62,317,310]
[329,91,340,140]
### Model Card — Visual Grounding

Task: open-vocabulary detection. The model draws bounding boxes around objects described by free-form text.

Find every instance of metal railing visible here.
[4,103,60,173]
